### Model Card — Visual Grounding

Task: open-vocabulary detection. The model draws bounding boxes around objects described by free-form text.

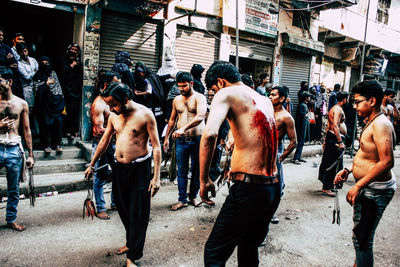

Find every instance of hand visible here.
[163,138,170,153]
[286,97,291,103]
[226,139,234,151]
[84,166,94,180]
[200,180,216,206]
[334,169,349,185]
[70,60,78,68]
[26,156,34,169]
[46,77,55,86]
[6,53,13,59]
[346,185,361,206]
[338,142,345,150]
[172,128,185,139]
[0,117,15,130]
[148,178,160,197]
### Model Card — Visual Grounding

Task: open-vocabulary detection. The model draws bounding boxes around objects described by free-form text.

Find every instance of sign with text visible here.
[223,0,278,38]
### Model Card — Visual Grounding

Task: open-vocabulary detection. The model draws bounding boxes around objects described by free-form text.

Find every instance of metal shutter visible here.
[230,39,274,62]
[280,50,311,115]
[175,26,220,74]
[99,10,162,72]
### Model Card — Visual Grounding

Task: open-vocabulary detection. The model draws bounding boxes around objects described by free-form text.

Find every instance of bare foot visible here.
[116,245,129,255]
[127,259,137,267]
[170,201,188,211]
[321,189,336,197]
[95,211,110,220]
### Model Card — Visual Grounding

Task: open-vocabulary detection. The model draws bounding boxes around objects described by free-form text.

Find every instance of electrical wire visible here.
[280,0,342,11]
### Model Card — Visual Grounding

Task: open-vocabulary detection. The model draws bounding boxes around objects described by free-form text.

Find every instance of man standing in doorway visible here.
[200,61,280,266]
[0,66,34,231]
[318,91,348,196]
[335,80,396,267]
[164,71,207,210]
[84,82,161,267]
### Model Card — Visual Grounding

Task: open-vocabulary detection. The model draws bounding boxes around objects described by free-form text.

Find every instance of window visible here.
[376,0,391,25]
[292,10,311,29]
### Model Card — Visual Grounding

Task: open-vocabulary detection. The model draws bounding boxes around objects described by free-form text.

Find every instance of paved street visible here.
[1,154,399,267]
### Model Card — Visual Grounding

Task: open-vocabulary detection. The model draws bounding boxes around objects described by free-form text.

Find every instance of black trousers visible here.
[112,158,151,261]
[318,131,344,190]
[38,115,63,149]
[64,95,80,136]
[204,180,281,267]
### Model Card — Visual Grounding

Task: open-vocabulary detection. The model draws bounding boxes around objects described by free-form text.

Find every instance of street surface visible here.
[1,154,399,266]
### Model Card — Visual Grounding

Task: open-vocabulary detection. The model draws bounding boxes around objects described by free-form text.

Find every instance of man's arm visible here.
[332,108,345,149]
[84,116,115,178]
[21,101,34,167]
[279,116,297,162]
[163,99,178,152]
[91,100,106,138]
[346,121,394,206]
[172,94,207,138]
[199,91,230,205]
[146,110,161,197]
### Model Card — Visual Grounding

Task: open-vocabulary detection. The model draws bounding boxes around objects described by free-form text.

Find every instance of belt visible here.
[231,172,279,185]
[177,136,198,142]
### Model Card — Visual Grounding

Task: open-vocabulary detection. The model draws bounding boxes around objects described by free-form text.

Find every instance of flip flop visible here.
[321,190,336,197]
[96,211,110,220]
[170,202,188,211]
[7,222,26,232]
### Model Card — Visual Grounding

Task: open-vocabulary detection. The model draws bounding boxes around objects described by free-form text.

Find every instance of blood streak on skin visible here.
[252,110,278,176]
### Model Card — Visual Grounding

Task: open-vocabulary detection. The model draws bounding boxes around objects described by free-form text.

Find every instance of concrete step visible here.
[0,172,87,198]
[24,146,83,161]
[0,158,87,176]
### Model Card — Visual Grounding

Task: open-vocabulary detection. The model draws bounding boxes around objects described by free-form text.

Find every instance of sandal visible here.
[170,201,188,211]
[96,211,110,220]
[7,221,26,232]
[321,189,336,197]
[56,146,63,152]
[44,147,52,153]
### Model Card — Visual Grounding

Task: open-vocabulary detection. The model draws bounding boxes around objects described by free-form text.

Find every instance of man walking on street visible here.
[0,66,34,231]
[318,91,348,196]
[89,71,120,220]
[164,71,207,210]
[84,82,161,267]
[200,61,280,266]
[268,86,297,223]
[334,80,396,267]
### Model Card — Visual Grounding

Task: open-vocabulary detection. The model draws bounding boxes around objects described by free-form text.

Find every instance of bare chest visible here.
[113,116,146,138]
[176,98,197,115]
[0,102,21,120]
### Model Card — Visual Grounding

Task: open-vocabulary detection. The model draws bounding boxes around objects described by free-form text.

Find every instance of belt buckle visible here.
[184,136,192,142]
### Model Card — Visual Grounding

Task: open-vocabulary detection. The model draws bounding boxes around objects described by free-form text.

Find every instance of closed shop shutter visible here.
[280,50,311,115]
[230,39,274,62]
[99,10,162,72]
[175,26,220,74]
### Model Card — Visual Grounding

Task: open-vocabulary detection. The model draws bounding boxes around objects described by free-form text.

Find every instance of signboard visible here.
[223,0,278,38]
[55,0,88,4]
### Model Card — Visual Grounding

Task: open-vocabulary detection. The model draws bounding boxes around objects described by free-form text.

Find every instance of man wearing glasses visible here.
[335,80,396,267]
[163,71,207,210]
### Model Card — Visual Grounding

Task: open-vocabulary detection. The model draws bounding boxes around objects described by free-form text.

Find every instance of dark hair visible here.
[351,80,384,106]
[272,86,288,101]
[205,61,241,89]
[104,71,120,84]
[241,74,254,88]
[0,66,13,80]
[16,42,27,53]
[101,82,133,101]
[14,32,23,39]
[334,84,341,91]
[384,88,396,96]
[259,73,269,81]
[176,71,194,83]
[0,26,4,33]
[299,91,310,102]
[336,91,349,102]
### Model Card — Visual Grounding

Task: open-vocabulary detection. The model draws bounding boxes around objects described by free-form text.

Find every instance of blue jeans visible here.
[92,141,115,212]
[0,144,24,223]
[294,121,308,160]
[277,143,284,196]
[175,136,200,203]
[352,187,394,267]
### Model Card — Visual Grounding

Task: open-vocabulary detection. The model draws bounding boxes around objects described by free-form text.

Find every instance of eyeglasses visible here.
[353,98,368,106]
[0,78,9,84]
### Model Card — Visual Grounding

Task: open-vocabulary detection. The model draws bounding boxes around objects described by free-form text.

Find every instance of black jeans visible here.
[38,115,63,149]
[64,95,80,136]
[204,180,281,267]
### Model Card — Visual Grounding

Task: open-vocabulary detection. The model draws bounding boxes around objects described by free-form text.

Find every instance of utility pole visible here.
[235,0,239,68]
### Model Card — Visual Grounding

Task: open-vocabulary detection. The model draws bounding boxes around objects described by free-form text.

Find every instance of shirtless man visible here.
[89,71,120,220]
[200,61,280,266]
[84,82,161,267]
[381,89,399,124]
[0,66,34,231]
[268,86,297,223]
[163,71,207,211]
[318,91,348,196]
[335,80,396,267]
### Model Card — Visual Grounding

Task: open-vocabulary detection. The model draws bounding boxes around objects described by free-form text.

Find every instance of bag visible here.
[96,144,115,183]
[308,111,316,124]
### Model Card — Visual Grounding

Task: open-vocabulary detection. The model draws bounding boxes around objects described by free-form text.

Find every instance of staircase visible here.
[0,139,89,198]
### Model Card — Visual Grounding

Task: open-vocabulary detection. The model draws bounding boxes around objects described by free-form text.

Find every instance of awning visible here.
[281,32,325,56]
[9,0,86,14]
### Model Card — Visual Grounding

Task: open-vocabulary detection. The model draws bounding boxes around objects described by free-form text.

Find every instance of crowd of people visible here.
[1,24,399,267]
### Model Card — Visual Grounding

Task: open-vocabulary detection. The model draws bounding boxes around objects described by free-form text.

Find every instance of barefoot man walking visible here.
[335,80,396,267]
[199,61,280,266]
[84,82,161,267]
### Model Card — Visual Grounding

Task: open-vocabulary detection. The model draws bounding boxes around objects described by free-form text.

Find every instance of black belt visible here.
[231,173,279,185]
[177,136,198,142]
